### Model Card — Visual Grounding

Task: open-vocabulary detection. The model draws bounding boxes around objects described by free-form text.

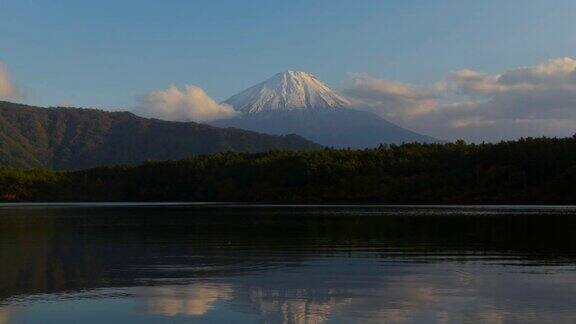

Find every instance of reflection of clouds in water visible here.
[247,288,351,324]
[344,267,576,323]
[0,307,11,324]
[31,260,576,323]
[146,284,232,317]
[230,263,576,323]
[477,309,509,324]
[378,309,409,323]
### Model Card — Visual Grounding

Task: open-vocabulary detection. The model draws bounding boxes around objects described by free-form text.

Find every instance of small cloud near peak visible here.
[134,84,239,123]
[0,62,21,100]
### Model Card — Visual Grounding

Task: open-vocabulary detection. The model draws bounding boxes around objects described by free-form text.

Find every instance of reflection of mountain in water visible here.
[1,206,576,323]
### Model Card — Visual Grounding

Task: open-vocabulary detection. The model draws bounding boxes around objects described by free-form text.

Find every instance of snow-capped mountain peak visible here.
[224,70,351,114]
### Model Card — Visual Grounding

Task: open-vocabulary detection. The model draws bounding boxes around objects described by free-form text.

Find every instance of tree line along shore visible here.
[1,137,576,204]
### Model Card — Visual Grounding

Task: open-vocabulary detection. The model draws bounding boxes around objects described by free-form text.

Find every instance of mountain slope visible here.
[214,109,436,148]
[215,71,438,148]
[0,101,321,169]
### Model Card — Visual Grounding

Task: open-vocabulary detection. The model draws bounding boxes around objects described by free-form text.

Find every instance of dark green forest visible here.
[0,101,319,169]
[2,137,576,204]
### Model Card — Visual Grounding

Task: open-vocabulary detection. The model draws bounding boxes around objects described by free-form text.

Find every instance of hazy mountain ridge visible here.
[0,101,320,169]
[215,109,436,148]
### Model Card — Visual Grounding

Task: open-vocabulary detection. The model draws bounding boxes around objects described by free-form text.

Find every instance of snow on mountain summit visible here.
[214,70,439,147]
[224,70,351,114]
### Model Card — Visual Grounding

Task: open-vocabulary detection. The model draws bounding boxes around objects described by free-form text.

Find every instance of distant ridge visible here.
[215,71,438,148]
[0,101,320,169]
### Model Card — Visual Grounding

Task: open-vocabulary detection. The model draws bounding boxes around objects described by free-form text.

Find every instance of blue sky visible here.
[1,0,575,108]
[2,0,576,141]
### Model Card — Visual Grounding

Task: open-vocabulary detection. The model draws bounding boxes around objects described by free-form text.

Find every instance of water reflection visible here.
[0,206,575,323]
[145,284,232,317]
[0,307,12,324]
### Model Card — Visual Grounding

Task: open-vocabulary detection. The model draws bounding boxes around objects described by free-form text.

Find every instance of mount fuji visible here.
[213,71,437,148]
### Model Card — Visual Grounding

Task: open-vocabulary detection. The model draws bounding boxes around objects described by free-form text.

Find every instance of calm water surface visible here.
[0,205,575,323]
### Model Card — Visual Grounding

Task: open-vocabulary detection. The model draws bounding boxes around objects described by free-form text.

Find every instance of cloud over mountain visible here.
[134,85,239,123]
[0,62,21,100]
[347,58,576,142]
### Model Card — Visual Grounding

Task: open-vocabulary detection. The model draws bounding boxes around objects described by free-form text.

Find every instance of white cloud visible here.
[498,57,576,85]
[449,116,496,129]
[0,62,21,100]
[134,85,239,123]
[345,73,443,120]
[346,57,576,142]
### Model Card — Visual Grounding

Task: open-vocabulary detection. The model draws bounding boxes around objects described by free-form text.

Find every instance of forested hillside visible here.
[2,137,576,204]
[0,101,320,169]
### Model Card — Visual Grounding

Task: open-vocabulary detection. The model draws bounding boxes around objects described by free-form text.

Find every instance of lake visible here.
[0,205,575,323]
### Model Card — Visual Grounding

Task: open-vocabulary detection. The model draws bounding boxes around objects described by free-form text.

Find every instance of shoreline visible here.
[2,202,576,209]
